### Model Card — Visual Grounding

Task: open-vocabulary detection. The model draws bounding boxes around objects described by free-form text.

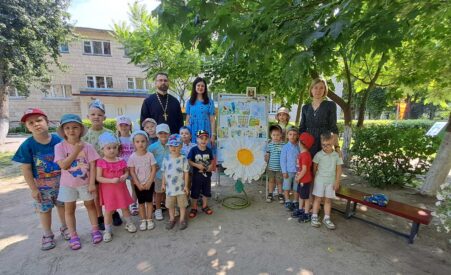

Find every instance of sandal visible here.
[189,208,197,219]
[60,226,71,240]
[91,230,103,244]
[41,234,56,251]
[69,236,81,250]
[201,206,213,215]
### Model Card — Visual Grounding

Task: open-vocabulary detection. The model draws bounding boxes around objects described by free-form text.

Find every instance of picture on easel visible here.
[246,87,256,98]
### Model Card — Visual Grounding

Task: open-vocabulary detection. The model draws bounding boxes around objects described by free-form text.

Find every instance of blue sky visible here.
[68,0,159,30]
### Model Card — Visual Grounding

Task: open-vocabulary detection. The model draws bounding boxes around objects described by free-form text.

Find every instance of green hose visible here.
[221,189,251,209]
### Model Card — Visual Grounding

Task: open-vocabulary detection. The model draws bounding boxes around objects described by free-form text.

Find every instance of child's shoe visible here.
[130,203,139,216]
[288,202,296,212]
[266,194,273,203]
[278,194,285,204]
[154,209,164,221]
[69,235,81,250]
[112,211,123,226]
[166,220,176,230]
[91,230,103,244]
[139,220,147,231]
[97,216,105,231]
[103,232,113,243]
[147,219,155,230]
[125,222,137,233]
[291,208,304,218]
[323,218,336,230]
[60,226,71,240]
[41,234,56,251]
[179,220,188,230]
[299,213,312,223]
[284,201,292,210]
[311,215,321,227]
[293,202,299,210]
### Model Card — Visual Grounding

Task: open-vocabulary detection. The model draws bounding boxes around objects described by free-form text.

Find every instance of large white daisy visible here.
[222,138,267,183]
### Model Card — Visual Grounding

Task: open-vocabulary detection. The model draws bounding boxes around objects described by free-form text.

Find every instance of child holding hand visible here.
[96,132,137,242]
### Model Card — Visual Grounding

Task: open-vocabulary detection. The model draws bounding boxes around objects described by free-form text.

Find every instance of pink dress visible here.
[97,158,133,211]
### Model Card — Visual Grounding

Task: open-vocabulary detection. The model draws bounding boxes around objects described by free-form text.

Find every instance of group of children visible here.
[266,108,343,229]
[13,99,215,251]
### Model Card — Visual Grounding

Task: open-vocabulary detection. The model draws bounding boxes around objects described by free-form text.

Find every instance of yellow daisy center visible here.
[237,148,254,166]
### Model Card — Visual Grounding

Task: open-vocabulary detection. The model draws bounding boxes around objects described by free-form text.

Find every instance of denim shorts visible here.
[282,172,297,191]
[35,186,64,213]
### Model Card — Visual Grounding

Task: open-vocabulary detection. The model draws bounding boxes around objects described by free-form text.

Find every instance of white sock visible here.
[312,214,318,218]
[324,215,330,220]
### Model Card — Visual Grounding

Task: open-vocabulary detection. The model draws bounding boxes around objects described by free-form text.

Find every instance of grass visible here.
[0,152,14,167]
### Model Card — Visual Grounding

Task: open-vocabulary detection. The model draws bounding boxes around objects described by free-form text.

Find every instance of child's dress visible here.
[97,158,133,212]
[119,136,134,162]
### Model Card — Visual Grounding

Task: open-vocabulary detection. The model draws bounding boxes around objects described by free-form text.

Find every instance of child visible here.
[12,108,69,250]
[188,130,214,218]
[280,127,300,211]
[82,99,122,228]
[128,130,157,230]
[54,114,102,250]
[276,107,290,141]
[180,126,196,157]
[292,133,315,222]
[311,133,343,229]
[161,134,190,230]
[96,132,137,242]
[147,124,170,221]
[116,115,138,216]
[142,118,158,145]
[265,125,285,203]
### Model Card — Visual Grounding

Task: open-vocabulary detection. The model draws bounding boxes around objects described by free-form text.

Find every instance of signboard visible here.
[217,94,268,162]
[426,122,447,137]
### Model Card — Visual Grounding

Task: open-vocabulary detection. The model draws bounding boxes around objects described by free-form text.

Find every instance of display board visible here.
[217,94,268,163]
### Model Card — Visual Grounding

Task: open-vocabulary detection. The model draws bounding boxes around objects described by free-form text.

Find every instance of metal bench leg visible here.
[408,222,420,244]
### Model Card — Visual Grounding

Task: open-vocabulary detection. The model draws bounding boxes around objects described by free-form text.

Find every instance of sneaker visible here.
[125,222,137,233]
[98,216,105,231]
[139,220,147,231]
[311,215,321,227]
[112,211,123,226]
[299,213,312,223]
[154,209,164,221]
[293,202,299,210]
[166,220,176,230]
[175,208,180,217]
[147,219,155,230]
[278,194,285,204]
[291,209,305,218]
[266,194,273,203]
[288,202,296,212]
[103,232,113,243]
[130,203,139,216]
[60,226,71,240]
[323,218,336,230]
[41,234,56,251]
[284,201,292,210]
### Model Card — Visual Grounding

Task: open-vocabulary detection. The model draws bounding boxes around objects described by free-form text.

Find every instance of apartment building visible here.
[9,27,149,127]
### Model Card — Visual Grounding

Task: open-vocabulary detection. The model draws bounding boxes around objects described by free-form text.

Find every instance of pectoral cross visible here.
[163,112,168,121]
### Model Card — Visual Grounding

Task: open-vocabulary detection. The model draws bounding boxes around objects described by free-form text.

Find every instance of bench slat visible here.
[336,186,432,225]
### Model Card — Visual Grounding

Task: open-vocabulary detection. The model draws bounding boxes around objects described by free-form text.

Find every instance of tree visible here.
[0,0,72,144]
[113,2,202,105]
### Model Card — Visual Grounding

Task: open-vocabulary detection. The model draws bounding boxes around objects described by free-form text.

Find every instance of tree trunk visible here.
[295,88,305,125]
[356,89,370,128]
[0,85,9,145]
[420,113,451,195]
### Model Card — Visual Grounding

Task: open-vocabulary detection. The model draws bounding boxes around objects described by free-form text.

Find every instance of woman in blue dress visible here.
[185,77,216,145]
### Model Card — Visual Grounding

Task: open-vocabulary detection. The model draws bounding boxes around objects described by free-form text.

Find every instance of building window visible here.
[44,84,72,98]
[8,87,22,98]
[83,40,111,56]
[127,77,147,90]
[87,76,113,89]
[59,43,69,53]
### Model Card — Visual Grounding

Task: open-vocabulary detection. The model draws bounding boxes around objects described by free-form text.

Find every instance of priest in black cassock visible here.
[140,73,183,134]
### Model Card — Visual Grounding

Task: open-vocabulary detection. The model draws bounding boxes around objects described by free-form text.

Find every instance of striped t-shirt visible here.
[266,142,284,171]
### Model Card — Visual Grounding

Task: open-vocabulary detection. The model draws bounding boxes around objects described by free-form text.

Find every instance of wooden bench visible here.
[335,186,432,244]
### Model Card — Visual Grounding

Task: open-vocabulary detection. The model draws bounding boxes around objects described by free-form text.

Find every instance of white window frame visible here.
[44,84,72,99]
[86,76,113,89]
[127,77,147,90]
[83,40,111,56]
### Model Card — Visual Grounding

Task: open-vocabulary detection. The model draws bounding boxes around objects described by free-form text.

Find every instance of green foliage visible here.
[82,119,117,133]
[0,0,73,94]
[350,125,441,188]
[336,119,438,134]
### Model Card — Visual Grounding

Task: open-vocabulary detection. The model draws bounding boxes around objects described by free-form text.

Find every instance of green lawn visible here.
[0,152,14,167]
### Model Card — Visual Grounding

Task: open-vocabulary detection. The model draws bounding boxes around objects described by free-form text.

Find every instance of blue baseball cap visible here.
[98,132,119,149]
[168,134,182,147]
[57,114,86,137]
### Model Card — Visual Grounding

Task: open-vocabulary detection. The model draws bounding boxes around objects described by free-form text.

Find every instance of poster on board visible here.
[217,94,268,163]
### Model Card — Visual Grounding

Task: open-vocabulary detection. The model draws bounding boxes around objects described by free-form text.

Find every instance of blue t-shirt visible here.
[147,140,169,180]
[187,146,213,176]
[12,134,62,189]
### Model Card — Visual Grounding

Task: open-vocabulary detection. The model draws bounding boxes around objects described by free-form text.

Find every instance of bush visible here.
[350,125,441,188]
[82,118,117,132]
[337,119,437,134]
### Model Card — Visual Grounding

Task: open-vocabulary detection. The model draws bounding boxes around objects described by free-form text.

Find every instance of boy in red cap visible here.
[12,108,69,250]
[292,132,315,222]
